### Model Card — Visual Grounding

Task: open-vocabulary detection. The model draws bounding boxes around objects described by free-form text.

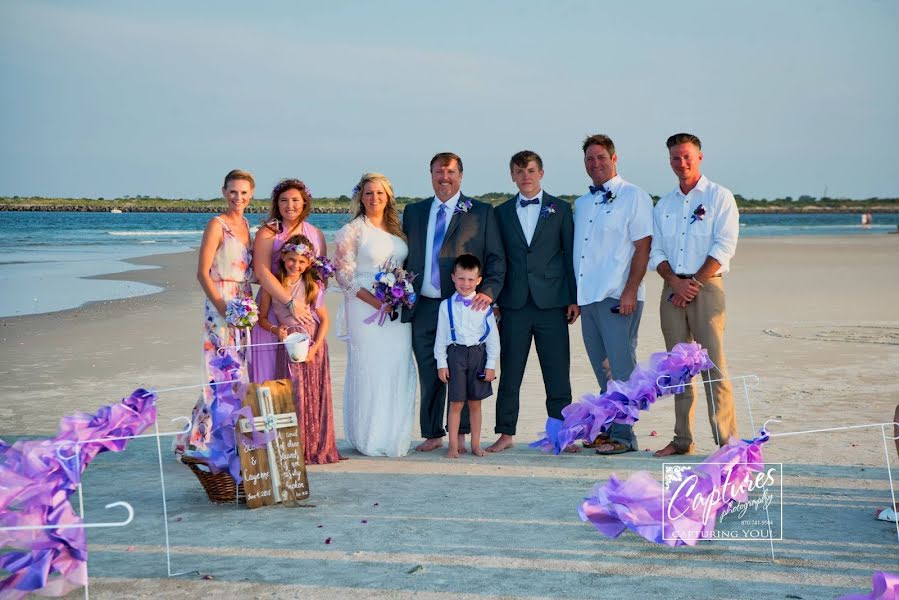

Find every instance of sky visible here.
[1,0,897,200]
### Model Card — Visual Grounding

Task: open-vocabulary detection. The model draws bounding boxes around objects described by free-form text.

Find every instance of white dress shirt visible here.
[434,293,500,370]
[516,189,543,245]
[573,175,653,305]
[421,192,461,298]
[648,175,739,275]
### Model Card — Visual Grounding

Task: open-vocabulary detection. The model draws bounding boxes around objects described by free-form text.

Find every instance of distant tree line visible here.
[1,194,897,213]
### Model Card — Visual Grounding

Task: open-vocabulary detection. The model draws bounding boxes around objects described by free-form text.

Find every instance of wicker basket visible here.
[180,455,246,504]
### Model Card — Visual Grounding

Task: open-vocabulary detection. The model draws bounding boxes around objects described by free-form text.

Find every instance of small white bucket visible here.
[284,331,310,363]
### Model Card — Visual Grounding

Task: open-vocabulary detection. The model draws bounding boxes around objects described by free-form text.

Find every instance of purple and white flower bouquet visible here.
[225,297,259,351]
[365,263,418,326]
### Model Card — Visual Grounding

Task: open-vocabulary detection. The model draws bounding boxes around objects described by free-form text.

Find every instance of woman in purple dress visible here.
[250,179,327,383]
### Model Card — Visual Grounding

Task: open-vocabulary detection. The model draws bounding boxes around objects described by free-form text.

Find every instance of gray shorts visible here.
[446,343,493,403]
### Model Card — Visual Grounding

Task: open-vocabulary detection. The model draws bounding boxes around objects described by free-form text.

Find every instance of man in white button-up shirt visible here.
[573,134,653,455]
[649,133,739,457]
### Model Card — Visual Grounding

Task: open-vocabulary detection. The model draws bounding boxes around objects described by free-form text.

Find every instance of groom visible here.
[402,152,506,452]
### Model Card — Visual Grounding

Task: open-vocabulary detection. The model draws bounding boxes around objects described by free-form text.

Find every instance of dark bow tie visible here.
[589,185,606,195]
[519,197,540,208]
[455,295,474,307]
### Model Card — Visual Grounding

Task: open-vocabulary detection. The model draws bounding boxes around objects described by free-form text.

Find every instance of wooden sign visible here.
[236,380,310,509]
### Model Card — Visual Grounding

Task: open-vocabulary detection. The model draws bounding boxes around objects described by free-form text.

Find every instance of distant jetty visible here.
[1,196,897,214]
[0,204,351,214]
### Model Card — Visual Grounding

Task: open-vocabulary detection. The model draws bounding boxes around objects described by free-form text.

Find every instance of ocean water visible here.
[0,211,895,318]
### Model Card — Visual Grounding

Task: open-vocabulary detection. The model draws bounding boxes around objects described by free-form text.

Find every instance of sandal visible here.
[595,442,636,455]
[582,434,611,448]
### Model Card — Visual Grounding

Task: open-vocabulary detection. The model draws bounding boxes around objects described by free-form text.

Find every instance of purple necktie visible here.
[431,203,447,290]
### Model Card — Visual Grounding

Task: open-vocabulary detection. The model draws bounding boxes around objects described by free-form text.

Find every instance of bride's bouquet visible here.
[365,263,418,326]
[225,297,259,352]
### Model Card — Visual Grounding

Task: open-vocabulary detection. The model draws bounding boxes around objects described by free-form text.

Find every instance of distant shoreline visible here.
[0,205,354,214]
[2,204,897,215]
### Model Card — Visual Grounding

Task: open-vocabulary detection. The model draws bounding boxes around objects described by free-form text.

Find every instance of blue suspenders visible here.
[447,296,492,344]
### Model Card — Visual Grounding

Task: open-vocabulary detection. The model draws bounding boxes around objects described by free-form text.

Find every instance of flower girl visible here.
[258,234,341,464]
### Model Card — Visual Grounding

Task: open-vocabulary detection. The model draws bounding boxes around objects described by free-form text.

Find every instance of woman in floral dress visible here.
[175,169,254,463]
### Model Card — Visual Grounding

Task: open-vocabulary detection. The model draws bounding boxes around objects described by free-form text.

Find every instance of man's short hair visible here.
[582,134,616,157]
[509,150,543,171]
[430,152,463,173]
[453,253,482,275]
[666,133,702,150]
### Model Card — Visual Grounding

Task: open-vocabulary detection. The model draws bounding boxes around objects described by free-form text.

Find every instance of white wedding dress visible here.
[335,217,416,457]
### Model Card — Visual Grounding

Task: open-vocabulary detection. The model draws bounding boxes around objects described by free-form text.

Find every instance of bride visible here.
[335,173,417,457]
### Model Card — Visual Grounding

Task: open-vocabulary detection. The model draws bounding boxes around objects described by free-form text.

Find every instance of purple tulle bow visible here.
[530,342,713,454]
[578,432,769,547]
[838,571,899,600]
[194,354,275,485]
[0,389,157,598]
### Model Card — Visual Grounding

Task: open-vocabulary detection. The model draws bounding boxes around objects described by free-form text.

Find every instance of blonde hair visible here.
[278,234,318,305]
[349,173,405,241]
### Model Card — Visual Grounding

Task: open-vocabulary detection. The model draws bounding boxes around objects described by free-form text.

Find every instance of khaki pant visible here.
[659,278,737,449]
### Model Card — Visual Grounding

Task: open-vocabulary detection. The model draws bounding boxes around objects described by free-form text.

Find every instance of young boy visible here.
[434,254,500,458]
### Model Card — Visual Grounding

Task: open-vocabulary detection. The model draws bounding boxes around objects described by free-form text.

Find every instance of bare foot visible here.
[471,445,486,457]
[415,438,443,452]
[446,447,460,459]
[653,442,693,458]
[457,434,468,454]
[563,444,582,453]
[486,434,515,453]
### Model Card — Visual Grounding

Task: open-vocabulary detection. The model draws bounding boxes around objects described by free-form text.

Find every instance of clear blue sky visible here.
[1,0,897,200]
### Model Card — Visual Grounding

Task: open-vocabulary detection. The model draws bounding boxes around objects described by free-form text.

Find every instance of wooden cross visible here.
[237,381,310,509]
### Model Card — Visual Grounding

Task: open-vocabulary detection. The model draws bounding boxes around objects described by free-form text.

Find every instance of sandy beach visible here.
[1,234,898,599]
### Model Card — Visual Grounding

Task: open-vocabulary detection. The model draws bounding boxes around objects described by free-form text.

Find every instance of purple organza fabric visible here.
[578,433,768,547]
[838,571,899,600]
[193,353,277,484]
[530,341,713,454]
[0,390,157,598]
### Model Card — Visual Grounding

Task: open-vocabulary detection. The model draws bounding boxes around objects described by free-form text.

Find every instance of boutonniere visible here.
[453,198,473,215]
[690,204,706,224]
[540,202,556,219]
[601,190,616,205]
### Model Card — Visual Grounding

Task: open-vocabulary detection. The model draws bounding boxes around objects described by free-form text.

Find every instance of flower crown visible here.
[281,243,314,257]
[271,178,312,201]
